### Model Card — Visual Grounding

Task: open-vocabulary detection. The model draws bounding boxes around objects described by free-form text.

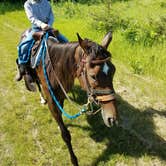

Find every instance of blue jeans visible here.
[18,28,68,64]
[57,33,68,43]
[18,29,35,64]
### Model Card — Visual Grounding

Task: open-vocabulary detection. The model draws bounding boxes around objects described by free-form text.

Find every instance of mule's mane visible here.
[46,39,80,94]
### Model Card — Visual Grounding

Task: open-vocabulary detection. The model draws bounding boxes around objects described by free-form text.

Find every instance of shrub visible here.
[130,59,144,75]
[91,1,166,46]
[1,0,26,3]
[58,1,81,18]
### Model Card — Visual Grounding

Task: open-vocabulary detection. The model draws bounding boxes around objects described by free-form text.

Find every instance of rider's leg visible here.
[15,30,34,81]
[15,59,26,81]
[15,41,31,81]
[56,33,68,43]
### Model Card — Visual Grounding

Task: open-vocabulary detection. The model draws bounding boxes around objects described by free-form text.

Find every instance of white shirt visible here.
[24,0,54,28]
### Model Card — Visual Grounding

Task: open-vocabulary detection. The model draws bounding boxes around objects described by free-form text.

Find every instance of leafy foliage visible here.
[1,0,26,3]
[123,16,166,46]
[91,0,166,46]
[62,1,81,18]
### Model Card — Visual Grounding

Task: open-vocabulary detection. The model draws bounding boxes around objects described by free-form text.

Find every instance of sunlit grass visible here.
[110,31,166,81]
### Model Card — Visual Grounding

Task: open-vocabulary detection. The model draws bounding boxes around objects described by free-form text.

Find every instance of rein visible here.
[42,33,93,119]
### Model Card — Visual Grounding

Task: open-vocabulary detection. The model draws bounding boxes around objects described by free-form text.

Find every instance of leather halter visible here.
[77,51,115,103]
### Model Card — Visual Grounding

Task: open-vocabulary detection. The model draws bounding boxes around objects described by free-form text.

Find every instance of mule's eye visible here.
[89,74,96,81]
[91,75,96,80]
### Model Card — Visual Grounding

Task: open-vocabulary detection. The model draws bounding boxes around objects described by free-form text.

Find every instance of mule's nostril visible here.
[101,109,117,128]
[108,117,118,126]
[108,117,114,126]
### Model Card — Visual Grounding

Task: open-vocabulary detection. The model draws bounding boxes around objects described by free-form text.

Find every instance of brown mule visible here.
[32,31,118,165]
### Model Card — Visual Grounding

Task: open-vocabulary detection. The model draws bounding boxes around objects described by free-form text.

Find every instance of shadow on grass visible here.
[0,2,23,15]
[69,85,166,165]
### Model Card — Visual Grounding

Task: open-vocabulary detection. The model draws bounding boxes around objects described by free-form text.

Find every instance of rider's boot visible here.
[15,59,25,81]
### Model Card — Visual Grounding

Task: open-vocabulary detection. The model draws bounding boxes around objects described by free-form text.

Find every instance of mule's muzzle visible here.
[101,100,118,127]
[102,110,118,127]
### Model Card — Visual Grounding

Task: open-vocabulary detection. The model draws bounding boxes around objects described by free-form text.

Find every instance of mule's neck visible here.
[47,39,80,92]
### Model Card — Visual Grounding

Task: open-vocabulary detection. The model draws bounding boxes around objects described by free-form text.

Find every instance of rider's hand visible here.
[41,23,50,31]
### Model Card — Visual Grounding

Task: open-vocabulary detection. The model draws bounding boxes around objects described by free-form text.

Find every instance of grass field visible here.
[0,1,166,166]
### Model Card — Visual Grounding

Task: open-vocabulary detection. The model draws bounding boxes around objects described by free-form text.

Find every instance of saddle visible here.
[20,28,59,92]
[33,29,59,62]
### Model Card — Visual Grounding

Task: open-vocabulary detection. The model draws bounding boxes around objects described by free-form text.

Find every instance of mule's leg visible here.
[36,80,47,104]
[57,113,79,166]
[36,66,78,165]
[47,97,78,166]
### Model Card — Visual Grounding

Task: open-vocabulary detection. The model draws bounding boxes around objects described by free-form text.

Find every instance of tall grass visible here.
[110,31,166,79]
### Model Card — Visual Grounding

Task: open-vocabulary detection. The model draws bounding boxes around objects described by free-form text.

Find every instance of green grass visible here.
[110,31,166,79]
[111,0,166,79]
[0,2,166,166]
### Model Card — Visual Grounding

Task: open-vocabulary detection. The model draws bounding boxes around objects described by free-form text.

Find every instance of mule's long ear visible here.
[77,33,83,45]
[77,33,86,49]
[101,31,112,49]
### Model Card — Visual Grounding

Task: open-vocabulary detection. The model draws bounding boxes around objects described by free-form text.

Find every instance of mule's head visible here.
[76,32,118,127]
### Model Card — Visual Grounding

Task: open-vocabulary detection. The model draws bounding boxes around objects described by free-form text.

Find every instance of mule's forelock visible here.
[91,44,111,60]
[76,33,111,60]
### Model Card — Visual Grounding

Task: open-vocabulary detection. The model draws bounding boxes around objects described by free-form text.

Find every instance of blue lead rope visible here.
[42,33,86,119]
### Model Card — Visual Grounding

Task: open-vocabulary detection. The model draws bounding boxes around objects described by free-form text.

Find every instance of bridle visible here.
[77,50,116,108]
